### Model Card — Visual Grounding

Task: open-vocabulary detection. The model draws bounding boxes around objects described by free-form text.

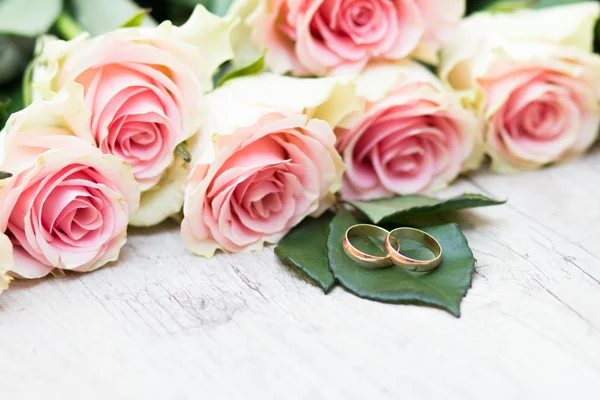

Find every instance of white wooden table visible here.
[2,147,600,400]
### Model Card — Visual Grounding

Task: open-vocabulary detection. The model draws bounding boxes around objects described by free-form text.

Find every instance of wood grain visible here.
[2,148,600,400]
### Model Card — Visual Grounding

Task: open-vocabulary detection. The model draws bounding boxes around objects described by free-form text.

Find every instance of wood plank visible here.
[1,149,600,399]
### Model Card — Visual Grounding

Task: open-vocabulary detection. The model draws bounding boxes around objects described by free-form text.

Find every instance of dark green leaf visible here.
[327,207,475,317]
[0,0,62,36]
[0,171,12,179]
[0,96,10,127]
[0,36,33,85]
[121,9,151,28]
[275,213,336,293]
[0,78,24,129]
[347,193,506,226]
[218,52,266,86]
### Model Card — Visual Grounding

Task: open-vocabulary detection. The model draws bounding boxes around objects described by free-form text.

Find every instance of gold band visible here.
[384,228,443,272]
[343,224,399,269]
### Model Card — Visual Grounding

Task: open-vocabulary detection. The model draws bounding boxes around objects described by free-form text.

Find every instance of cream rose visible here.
[229,0,464,76]
[336,62,482,200]
[32,5,234,226]
[439,2,600,172]
[0,86,140,278]
[182,74,359,257]
[0,233,13,294]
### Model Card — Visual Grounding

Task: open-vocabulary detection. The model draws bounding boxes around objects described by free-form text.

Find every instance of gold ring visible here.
[384,228,443,272]
[343,224,399,269]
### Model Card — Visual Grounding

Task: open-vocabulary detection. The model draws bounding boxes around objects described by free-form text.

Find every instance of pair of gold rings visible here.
[342,225,443,272]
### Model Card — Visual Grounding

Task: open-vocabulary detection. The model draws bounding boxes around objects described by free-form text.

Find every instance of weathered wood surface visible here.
[2,147,600,400]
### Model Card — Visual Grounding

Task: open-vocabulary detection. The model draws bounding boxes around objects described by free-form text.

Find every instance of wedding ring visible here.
[384,228,443,272]
[343,224,399,269]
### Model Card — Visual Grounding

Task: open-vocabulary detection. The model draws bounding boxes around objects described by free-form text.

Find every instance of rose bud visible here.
[336,62,483,201]
[229,0,464,76]
[32,5,234,226]
[0,86,140,279]
[439,2,600,173]
[182,74,359,257]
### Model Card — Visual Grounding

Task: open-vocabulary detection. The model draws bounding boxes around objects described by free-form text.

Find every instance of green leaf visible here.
[67,0,156,36]
[0,78,24,129]
[485,1,537,12]
[327,207,475,317]
[121,9,151,28]
[175,143,191,163]
[534,0,589,8]
[347,193,506,226]
[0,171,12,179]
[0,0,62,36]
[275,213,336,293]
[53,13,84,40]
[210,0,235,16]
[0,36,33,85]
[218,52,266,86]
[0,96,11,128]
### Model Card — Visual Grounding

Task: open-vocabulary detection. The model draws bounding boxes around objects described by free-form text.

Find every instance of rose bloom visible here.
[229,0,464,76]
[439,3,600,172]
[336,62,482,201]
[182,74,357,257]
[0,87,140,279]
[0,233,13,294]
[32,5,234,226]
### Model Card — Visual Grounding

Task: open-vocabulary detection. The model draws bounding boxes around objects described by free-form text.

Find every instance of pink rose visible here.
[0,87,140,278]
[33,5,235,226]
[439,4,600,172]
[181,74,354,257]
[336,62,482,201]
[230,0,464,76]
[479,50,600,171]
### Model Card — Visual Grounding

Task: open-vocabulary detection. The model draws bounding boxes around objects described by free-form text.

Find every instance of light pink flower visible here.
[439,4,600,172]
[33,5,235,226]
[230,0,464,76]
[182,113,343,256]
[181,74,353,257]
[336,62,482,201]
[0,87,140,278]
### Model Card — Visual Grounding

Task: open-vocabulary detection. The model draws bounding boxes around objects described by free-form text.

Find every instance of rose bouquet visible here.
[0,0,599,316]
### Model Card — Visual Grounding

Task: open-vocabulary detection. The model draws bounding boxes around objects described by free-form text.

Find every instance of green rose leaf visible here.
[484,1,537,12]
[0,0,62,36]
[0,171,12,179]
[347,193,506,226]
[217,52,266,87]
[275,212,336,293]
[67,0,156,36]
[327,207,475,317]
[121,9,151,28]
[166,0,234,16]
[0,79,23,129]
[534,0,589,8]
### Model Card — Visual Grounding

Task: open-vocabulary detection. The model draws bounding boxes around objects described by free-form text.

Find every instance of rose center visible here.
[347,1,375,27]
[519,98,563,140]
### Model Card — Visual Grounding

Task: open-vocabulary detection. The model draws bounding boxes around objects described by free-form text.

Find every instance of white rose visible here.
[0,233,13,294]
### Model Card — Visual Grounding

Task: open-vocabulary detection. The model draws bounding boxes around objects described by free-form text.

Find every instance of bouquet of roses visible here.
[1,0,599,316]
